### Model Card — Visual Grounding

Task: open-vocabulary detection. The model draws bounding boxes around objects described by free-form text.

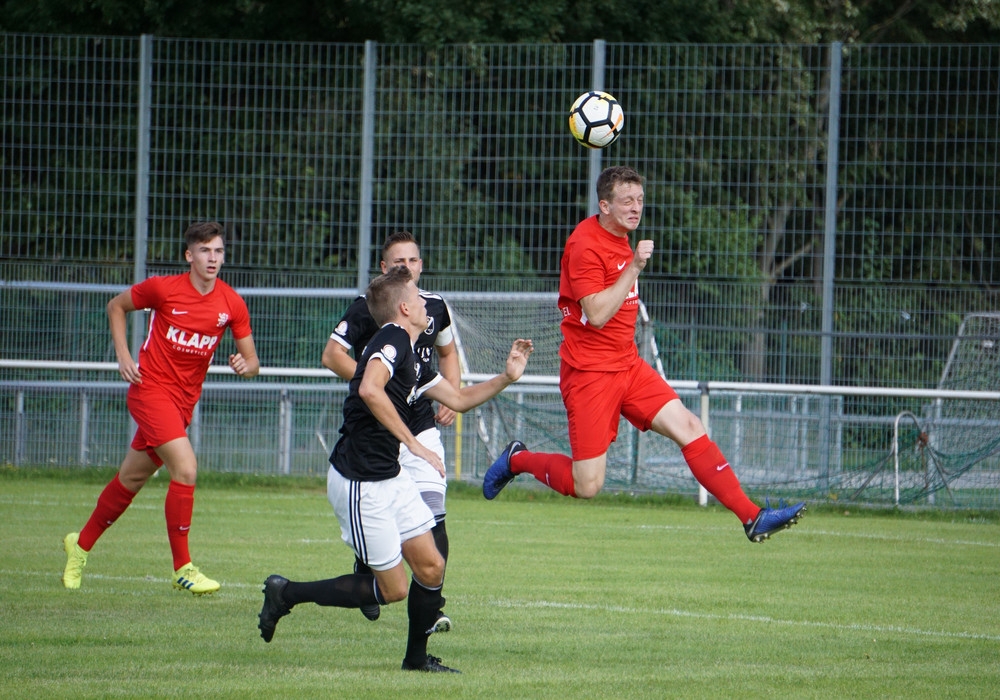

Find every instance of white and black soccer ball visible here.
[568,91,625,149]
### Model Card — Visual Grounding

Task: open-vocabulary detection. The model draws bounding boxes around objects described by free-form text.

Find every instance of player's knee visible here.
[380,582,409,603]
[574,479,603,499]
[411,554,445,588]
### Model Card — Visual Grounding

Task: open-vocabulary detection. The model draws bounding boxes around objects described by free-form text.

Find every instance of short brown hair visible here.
[381,230,419,263]
[366,265,412,325]
[184,221,225,248]
[596,166,644,203]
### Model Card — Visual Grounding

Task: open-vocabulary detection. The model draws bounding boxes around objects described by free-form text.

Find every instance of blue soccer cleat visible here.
[482,440,526,500]
[744,499,806,543]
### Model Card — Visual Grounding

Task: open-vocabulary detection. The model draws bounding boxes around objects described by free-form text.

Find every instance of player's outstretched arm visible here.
[424,339,533,413]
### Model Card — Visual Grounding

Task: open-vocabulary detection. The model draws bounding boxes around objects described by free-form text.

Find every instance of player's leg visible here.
[484,365,619,500]
[258,567,387,643]
[650,398,759,519]
[154,436,219,594]
[399,428,451,632]
[638,365,804,540]
[259,467,412,644]
[628,361,760,524]
[399,531,458,673]
[62,447,157,589]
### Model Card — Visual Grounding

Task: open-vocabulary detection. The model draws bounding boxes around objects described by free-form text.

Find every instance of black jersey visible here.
[330,291,453,434]
[331,323,442,481]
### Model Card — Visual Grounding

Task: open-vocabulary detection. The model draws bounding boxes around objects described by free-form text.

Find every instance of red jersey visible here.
[558,215,640,372]
[130,273,252,411]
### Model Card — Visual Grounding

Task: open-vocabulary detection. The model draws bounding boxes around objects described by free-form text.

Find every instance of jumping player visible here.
[482,166,805,542]
[322,231,458,628]
[259,266,533,673]
[61,221,259,594]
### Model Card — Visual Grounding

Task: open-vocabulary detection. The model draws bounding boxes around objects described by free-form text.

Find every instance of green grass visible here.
[2,470,998,699]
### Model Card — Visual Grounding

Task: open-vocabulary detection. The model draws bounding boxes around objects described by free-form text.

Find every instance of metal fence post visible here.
[698,382,710,506]
[79,390,90,466]
[819,41,843,491]
[133,34,153,355]
[587,39,607,215]
[357,40,377,293]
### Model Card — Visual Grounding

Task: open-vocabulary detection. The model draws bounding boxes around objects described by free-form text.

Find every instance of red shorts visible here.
[126,385,193,465]
[560,360,678,461]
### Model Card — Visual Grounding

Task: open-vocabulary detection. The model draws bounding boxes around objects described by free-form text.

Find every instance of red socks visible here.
[76,475,198,570]
[505,436,758,520]
[165,480,196,571]
[681,435,760,523]
[510,450,577,497]
[77,474,136,551]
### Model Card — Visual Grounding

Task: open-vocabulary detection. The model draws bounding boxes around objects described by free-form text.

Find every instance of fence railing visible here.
[4,365,998,508]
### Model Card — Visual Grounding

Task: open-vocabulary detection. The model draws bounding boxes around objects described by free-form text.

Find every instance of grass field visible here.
[2,469,998,699]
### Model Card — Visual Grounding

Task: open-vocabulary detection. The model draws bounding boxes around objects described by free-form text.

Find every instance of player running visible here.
[482,166,805,542]
[322,231,459,629]
[62,222,259,594]
[259,266,533,673]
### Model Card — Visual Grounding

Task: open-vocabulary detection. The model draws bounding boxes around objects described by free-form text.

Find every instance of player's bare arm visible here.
[424,339,533,413]
[107,289,142,384]
[579,239,654,328]
[321,338,357,381]
[433,340,461,427]
[229,334,260,378]
[358,358,446,475]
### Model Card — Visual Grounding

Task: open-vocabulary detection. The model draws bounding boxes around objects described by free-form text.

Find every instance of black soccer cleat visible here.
[258,574,291,642]
[427,611,452,635]
[401,654,461,673]
[360,602,381,621]
[354,559,380,621]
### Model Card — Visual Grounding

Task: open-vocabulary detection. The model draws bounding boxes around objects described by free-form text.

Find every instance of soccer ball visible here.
[568,91,624,149]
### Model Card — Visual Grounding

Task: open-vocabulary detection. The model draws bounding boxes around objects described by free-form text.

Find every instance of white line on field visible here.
[10,569,998,643]
[483,598,1000,642]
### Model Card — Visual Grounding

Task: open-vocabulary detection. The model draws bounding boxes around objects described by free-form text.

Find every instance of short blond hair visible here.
[365,265,412,325]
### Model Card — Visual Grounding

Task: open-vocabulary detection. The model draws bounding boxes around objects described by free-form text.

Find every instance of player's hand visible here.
[412,442,446,477]
[503,339,534,383]
[229,353,251,376]
[117,354,142,384]
[632,239,654,271]
[435,403,457,427]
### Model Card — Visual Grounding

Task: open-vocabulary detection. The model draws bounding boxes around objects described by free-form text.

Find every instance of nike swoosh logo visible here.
[179,525,191,531]
[172,309,188,315]
[617,261,627,270]
[716,464,729,471]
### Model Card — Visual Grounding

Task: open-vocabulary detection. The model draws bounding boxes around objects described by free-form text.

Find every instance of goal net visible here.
[891,312,1000,506]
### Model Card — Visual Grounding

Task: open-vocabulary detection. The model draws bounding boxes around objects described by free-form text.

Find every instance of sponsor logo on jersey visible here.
[617,260,627,270]
[625,280,639,304]
[335,320,348,337]
[424,316,436,335]
[381,344,397,362]
[166,325,221,351]
[171,308,188,315]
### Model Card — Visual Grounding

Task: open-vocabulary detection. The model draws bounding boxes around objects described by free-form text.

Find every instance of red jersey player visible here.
[482,166,806,543]
[62,221,260,593]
